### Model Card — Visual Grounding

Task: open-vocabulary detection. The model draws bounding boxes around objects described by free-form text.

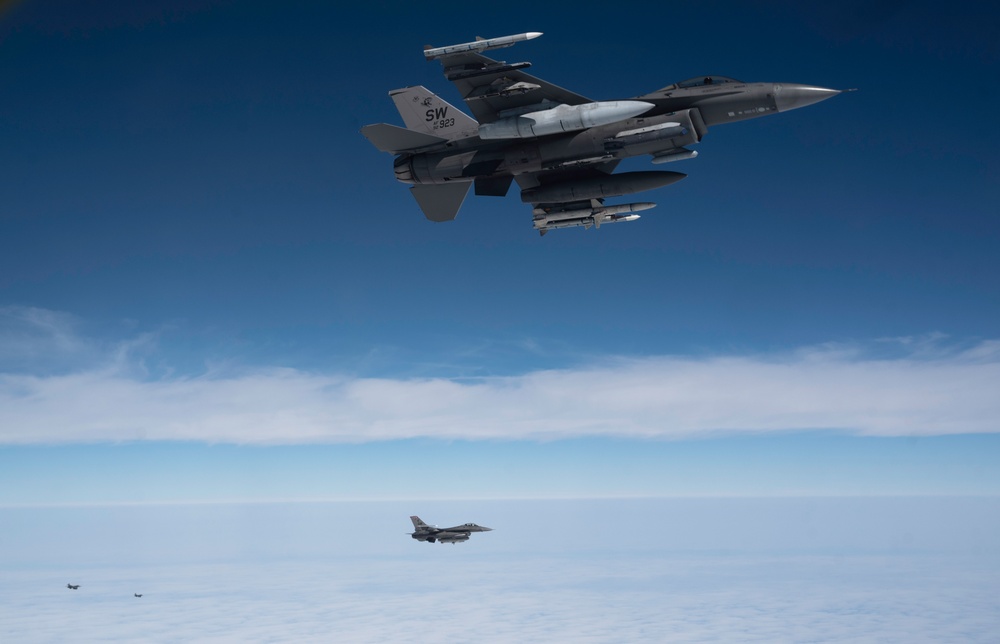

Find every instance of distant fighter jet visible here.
[409,515,492,544]
[134,593,143,598]
[362,32,849,235]
[66,584,79,590]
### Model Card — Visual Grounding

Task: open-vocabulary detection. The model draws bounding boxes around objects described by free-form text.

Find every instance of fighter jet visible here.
[66,584,79,590]
[409,515,492,544]
[134,593,143,598]
[362,32,848,235]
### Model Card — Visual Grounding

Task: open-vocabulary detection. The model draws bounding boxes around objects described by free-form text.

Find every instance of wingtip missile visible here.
[424,32,542,60]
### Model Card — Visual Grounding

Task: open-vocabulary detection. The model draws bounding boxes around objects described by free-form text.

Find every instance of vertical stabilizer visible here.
[389,86,478,140]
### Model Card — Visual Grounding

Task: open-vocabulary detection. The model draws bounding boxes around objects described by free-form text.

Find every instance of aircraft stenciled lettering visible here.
[423,105,454,130]
[361,31,849,235]
[431,118,455,130]
[425,106,449,121]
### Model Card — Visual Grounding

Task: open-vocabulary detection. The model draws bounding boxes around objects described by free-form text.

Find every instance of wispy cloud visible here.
[0,306,93,371]
[2,308,999,444]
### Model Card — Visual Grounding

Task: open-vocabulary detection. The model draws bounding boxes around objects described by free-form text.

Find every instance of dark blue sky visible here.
[3,0,997,373]
[1,1,998,501]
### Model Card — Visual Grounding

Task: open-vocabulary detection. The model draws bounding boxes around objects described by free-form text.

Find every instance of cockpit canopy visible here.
[660,76,744,91]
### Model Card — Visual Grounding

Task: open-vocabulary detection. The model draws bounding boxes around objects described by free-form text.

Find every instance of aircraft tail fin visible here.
[410,516,430,530]
[389,86,478,140]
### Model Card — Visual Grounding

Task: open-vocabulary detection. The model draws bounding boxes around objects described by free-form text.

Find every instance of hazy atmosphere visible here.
[2,1,998,641]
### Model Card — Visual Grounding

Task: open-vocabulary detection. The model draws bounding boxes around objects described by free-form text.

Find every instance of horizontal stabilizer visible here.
[411,182,473,222]
[361,123,447,153]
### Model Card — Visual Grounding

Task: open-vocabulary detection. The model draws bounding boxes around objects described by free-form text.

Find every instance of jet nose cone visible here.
[773,84,841,112]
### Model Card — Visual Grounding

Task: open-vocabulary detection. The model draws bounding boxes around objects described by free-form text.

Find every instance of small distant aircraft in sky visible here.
[362,31,848,235]
[66,584,79,590]
[134,593,143,598]
[409,515,493,544]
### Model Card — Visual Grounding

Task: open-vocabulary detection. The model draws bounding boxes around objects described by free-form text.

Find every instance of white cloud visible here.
[1,309,999,444]
[4,498,1000,643]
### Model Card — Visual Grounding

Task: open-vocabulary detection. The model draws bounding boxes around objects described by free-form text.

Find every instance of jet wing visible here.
[436,52,592,124]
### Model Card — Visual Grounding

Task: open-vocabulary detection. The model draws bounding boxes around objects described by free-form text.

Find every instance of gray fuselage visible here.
[393,79,833,187]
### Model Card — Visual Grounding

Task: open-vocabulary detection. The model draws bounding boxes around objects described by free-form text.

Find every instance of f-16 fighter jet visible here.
[409,515,493,544]
[66,584,79,590]
[362,32,848,235]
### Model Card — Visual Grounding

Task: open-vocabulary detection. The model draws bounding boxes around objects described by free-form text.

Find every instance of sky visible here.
[1,1,999,640]
[1,0,997,500]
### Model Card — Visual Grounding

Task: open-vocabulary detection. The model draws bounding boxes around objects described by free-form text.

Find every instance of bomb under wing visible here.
[361,31,848,235]
[478,101,655,139]
[533,202,655,235]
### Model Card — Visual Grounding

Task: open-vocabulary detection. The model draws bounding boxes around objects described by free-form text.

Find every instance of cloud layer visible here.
[2,306,999,444]
[4,499,1000,643]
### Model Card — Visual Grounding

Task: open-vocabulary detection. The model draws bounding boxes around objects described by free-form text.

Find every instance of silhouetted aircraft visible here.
[134,593,143,598]
[409,515,492,544]
[66,584,79,590]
